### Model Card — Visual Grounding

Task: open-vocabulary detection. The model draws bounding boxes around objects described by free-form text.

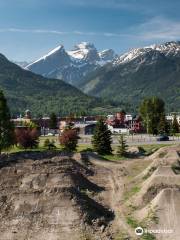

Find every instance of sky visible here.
[0,0,180,61]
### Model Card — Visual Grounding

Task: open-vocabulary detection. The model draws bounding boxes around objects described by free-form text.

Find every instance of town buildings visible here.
[106,112,143,134]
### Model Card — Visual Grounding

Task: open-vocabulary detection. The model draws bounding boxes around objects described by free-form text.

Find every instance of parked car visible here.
[47,133,54,136]
[157,135,169,141]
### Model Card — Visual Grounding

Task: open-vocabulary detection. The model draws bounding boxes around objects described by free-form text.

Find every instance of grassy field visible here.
[2,135,174,156]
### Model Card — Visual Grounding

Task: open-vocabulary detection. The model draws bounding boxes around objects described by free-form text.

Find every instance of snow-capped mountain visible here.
[113,41,180,66]
[99,49,117,62]
[79,41,180,110]
[67,42,100,62]
[26,42,117,86]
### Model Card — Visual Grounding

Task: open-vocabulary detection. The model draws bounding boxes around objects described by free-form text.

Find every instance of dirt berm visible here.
[0,151,114,240]
[132,145,180,240]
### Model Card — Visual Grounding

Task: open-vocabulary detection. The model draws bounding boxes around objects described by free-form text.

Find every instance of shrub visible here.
[43,138,56,150]
[59,129,79,152]
[15,128,39,149]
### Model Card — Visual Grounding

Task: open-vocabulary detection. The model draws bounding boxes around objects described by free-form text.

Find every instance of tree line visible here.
[0,90,179,155]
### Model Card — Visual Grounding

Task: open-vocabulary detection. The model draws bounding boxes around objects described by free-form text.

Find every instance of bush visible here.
[59,129,79,152]
[43,138,56,150]
[15,128,39,149]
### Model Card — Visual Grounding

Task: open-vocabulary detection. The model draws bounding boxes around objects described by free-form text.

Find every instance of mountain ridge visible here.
[25,42,117,85]
[79,41,180,110]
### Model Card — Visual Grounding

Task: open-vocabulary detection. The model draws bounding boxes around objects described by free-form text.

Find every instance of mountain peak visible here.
[74,42,95,50]
[99,49,117,62]
[68,42,98,61]
[45,45,64,57]
[114,40,180,66]
[26,42,117,85]
[26,44,68,69]
[36,44,65,61]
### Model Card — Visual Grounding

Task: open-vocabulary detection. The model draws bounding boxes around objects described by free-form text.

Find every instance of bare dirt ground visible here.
[0,145,179,240]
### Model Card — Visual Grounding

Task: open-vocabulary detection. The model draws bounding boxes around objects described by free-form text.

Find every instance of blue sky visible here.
[0,0,180,61]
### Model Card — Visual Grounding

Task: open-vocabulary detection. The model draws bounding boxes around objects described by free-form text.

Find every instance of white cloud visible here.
[135,17,180,41]
[1,17,180,43]
[0,28,68,35]
[0,27,128,38]
[53,0,135,9]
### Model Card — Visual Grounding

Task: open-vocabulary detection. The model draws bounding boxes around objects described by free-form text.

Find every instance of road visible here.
[78,134,180,145]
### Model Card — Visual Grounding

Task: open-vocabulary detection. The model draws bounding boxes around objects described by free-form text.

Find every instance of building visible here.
[74,123,96,135]
[166,113,180,125]
[12,110,32,127]
[107,112,143,134]
[108,125,129,134]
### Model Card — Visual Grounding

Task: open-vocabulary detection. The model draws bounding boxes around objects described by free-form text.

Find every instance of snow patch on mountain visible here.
[26,45,65,67]
[113,41,180,66]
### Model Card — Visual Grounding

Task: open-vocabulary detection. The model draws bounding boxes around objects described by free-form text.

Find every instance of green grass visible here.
[126,216,156,240]
[143,166,157,180]
[39,136,59,147]
[171,163,180,174]
[142,233,156,240]
[138,144,171,155]
[124,186,141,201]
[5,145,62,153]
[77,144,92,152]
[126,216,139,228]
[100,154,127,161]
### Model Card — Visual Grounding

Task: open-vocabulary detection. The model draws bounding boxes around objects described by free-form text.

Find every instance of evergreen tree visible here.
[117,134,128,157]
[0,91,14,153]
[49,112,58,129]
[158,114,168,135]
[171,114,179,134]
[92,119,112,155]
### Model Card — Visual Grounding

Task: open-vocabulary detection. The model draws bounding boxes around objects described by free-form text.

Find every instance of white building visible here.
[125,114,133,121]
[166,113,180,125]
[108,125,129,134]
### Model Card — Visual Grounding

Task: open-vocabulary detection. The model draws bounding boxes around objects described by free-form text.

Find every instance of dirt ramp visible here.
[0,153,114,240]
[131,146,180,239]
[133,166,180,207]
[147,145,180,165]
[135,188,180,240]
[137,145,180,181]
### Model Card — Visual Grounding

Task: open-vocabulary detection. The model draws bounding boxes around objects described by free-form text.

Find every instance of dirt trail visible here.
[88,154,140,239]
